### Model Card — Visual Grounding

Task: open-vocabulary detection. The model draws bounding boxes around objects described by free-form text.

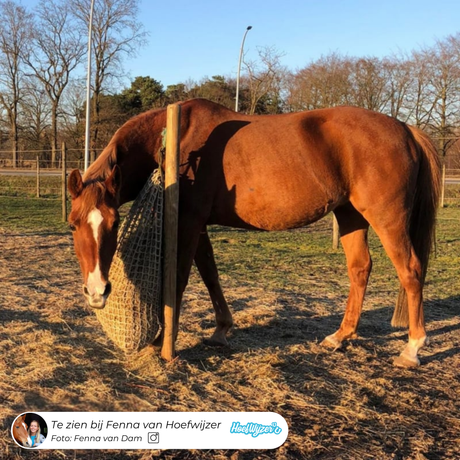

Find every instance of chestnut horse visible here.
[12,414,32,447]
[68,98,441,367]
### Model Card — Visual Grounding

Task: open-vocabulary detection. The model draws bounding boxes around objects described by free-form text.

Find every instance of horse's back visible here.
[179,103,417,230]
[174,100,421,230]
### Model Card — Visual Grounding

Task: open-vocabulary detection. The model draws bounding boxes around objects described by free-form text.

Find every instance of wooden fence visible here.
[1,155,459,230]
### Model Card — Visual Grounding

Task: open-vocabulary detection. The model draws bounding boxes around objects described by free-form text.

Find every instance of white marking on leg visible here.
[400,335,427,364]
[322,333,342,351]
[87,208,103,243]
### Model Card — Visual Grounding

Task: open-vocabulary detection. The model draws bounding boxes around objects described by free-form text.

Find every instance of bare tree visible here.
[70,0,147,160]
[383,54,413,121]
[0,0,33,167]
[426,37,460,154]
[60,78,86,152]
[350,57,391,112]
[424,37,460,207]
[286,52,353,111]
[19,76,51,153]
[242,46,287,114]
[400,50,435,129]
[23,0,85,167]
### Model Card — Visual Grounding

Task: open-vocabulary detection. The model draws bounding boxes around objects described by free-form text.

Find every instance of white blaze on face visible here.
[88,208,103,243]
[86,208,106,296]
[22,422,32,446]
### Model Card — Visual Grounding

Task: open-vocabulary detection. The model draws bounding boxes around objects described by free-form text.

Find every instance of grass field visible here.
[0,196,459,460]
[0,175,62,198]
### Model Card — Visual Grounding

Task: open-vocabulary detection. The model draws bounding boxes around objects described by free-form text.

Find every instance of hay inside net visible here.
[95,169,164,352]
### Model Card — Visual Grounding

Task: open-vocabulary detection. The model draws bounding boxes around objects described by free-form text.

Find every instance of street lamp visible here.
[235,25,252,112]
[84,0,95,172]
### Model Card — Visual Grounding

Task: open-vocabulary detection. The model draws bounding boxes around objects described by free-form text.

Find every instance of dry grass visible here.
[0,205,459,460]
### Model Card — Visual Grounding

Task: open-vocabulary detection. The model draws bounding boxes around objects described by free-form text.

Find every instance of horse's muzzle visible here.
[83,282,112,309]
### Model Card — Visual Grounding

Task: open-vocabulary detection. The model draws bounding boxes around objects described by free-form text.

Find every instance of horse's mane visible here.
[82,138,119,184]
[81,99,228,185]
[82,106,167,184]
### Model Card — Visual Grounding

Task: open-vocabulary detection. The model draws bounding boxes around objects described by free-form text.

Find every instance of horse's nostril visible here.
[83,283,111,298]
[103,282,112,297]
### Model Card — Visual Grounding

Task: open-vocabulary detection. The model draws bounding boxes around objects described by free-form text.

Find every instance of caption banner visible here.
[13,412,288,450]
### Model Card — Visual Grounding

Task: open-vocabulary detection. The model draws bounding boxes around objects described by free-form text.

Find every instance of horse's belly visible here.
[212,184,334,231]
[210,144,345,230]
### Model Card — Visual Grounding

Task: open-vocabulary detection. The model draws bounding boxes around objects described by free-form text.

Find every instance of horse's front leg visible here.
[153,216,202,350]
[194,229,233,346]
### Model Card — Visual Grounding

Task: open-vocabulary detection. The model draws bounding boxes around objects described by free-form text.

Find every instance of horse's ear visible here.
[105,165,122,201]
[68,169,83,199]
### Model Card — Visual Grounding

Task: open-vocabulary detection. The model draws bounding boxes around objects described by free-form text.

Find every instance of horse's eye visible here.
[69,223,77,232]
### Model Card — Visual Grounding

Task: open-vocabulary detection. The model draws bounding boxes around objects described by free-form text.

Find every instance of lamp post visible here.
[84,0,95,172]
[235,25,252,112]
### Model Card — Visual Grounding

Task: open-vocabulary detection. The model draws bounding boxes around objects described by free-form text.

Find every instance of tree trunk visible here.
[51,102,58,168]
[11,117,18,168]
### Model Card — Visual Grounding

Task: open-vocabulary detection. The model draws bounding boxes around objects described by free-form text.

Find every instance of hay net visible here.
[95,169,164,352]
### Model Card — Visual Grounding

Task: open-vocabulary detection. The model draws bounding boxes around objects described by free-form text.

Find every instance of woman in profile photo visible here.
[28,419,46,447]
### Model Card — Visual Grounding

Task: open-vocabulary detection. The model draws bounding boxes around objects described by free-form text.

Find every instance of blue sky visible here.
[21,0,460,88]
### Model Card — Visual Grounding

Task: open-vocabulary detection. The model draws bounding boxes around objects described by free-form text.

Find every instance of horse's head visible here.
[12,415,32,447]
[68,166,121,309]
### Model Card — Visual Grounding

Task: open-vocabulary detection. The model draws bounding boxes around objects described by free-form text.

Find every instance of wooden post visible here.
[332,214,339,249]
[61,142,67,222]
[438,137,446,208]
[36,155,40,198]
[161,103,181,362]
[439,138,445,208]
[440,162,446,208]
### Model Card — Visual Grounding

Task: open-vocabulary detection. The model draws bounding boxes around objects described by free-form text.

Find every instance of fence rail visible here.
[1,162,460,225]
[0,147,103,170]
[0,144,71,220]
[0,159,83,170]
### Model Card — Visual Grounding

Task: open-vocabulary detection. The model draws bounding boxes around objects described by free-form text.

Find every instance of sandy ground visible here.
[1,228,460,460]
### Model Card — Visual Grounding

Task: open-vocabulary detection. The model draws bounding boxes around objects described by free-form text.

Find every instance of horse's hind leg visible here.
[370,216,427,367]
[322,205,372,350]
[194,229,233,346]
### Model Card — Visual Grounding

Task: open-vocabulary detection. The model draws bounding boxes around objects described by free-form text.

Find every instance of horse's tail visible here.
[391,125,442,327]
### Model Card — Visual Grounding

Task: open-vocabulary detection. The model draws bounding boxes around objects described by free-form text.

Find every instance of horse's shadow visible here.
[179,292,460,364]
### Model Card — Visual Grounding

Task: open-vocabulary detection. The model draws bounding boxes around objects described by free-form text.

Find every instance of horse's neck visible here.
[85,109,166,205]
[119,112,167,204]
[118,149,158,206]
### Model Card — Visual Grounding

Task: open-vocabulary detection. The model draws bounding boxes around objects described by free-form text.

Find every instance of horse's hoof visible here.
[321,334,342,351]
[203,336,228,347]
[393,354,420,368]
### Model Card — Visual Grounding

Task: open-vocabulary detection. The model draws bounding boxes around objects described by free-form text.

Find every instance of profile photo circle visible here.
[11,413,47,449]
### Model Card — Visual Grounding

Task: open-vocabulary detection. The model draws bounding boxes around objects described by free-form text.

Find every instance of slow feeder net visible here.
[95,169,164,352]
